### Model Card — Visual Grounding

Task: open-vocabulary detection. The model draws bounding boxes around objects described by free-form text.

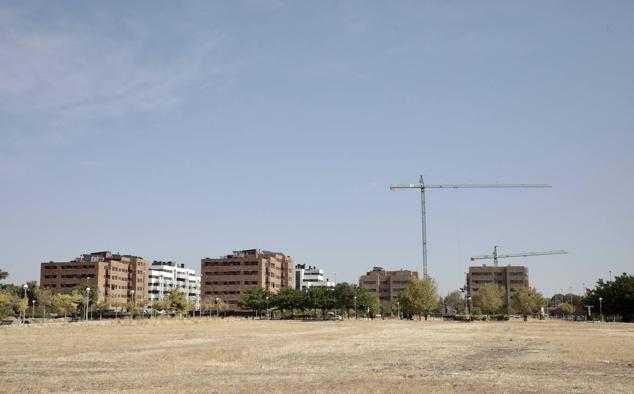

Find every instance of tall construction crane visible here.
[470,245,568,266]
[389,175,551,279]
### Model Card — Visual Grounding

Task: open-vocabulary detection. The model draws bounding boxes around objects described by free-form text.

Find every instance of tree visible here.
[0,269,8,281]
[36,289,53,318]
[472,284,505,315]
[585,273,634,322]
[216,298,229,316]
[561,303,575,316]
[511,287,546,315]
[398,277,439,320]
[17,296,28,320]
[272,288,303,317]
[0,290,16,319]
[333,283,356,318]
[165,289,192,318]
[306,287,336,318]
[238,288,271,317]
[355,288,380,318]
[51,293,78,319]
[94,301,110,319]
[380,300,393,318]
[444,291,465,315]
[202,296,217,317]
[153,298,169,315]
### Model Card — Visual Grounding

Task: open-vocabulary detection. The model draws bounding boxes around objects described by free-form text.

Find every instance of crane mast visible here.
[390,175,551,278]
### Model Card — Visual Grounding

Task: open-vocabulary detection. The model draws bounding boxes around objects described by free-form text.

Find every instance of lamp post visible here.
[354,296,357,320]
[31,299,36,319]
[599,297,603,322]
[215,297,219,318]
[22,284,28,323]
[85,287,91,321]
[467,296,472,316]
[266,296,270,320]
[396,301,400,320]
[131,290,135,320]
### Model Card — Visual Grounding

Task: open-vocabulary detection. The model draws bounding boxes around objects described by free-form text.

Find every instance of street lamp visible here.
[599,297,603,322]
[266,296,270,320]
[215,297,219,318]
[86,287,91,321]
[131,290,135,320]
[354,296,357,320]
[467,296,472,316]
[22,284,28,323]
[31,299,36,319]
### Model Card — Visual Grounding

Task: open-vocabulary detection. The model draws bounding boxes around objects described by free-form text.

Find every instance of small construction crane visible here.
[470,245,568,266]
[389,175,551,278]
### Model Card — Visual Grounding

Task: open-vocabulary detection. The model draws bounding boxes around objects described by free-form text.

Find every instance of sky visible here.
[1,1,633,296]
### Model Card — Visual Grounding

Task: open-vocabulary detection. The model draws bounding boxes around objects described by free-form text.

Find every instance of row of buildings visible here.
[39,249,530,312]
[40,249,336,311]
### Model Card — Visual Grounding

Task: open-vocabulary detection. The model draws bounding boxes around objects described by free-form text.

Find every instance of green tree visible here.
[398,277,439,320]
[17,296,29,320]
[306,287,336,318]
[585,273,634,322]
[355,287,380,318]
[202,296,217,317]
[444,290,465,314]
[36,288,53,318]
[0,290,16,319]
[94,301,109,319]
[272,288,302,317]
[51,293,78,319]
[0,269,8,281]
[216,298,229,316]
[238,288,271,318]
[472,284,505,315]
[153,297,169,315]
[333,283,356,318]
[165,289,192,318]
[511,287,545,315]
[561,303,575,316]
[379,300,395,318]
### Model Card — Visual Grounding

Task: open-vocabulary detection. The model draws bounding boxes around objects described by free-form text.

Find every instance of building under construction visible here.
[466,265,529,307]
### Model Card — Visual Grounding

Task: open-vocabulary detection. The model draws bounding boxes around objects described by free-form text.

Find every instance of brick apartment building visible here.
[201,249,293,311]
[358,267,419,302]
[466,265,529,306]
[40,251,149,305]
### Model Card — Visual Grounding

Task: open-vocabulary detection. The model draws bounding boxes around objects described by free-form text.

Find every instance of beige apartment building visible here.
[201,249,293,311]
[359,267,419,302]
[40,251,149,305]
[466,265,529,306]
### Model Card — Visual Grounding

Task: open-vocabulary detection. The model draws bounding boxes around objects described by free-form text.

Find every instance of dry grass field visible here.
[1,318,633,393]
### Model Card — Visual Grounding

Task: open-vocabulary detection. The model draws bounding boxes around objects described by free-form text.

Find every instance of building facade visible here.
[40,251,149,305]
[294,264,335,290]
[201,249,293,311]
[148,261,201,309]
[358,267,418,302]
[466,265,529,306]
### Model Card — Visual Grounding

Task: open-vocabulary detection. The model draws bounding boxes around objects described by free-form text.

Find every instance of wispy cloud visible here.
[0,5,232,117]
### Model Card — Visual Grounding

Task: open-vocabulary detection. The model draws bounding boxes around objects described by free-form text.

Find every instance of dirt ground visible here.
[0,318,632,393]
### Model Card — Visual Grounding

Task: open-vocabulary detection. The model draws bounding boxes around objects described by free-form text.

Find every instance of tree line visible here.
[2,267,632,322]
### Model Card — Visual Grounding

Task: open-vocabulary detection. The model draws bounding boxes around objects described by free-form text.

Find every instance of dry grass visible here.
[1,318,633,393]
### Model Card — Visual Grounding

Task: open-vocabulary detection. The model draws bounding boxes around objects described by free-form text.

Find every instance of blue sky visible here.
[1,1,632,296]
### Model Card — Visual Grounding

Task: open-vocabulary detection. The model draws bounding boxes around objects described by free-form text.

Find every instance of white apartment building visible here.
[294,264,336,290]
[148,261,201,309]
